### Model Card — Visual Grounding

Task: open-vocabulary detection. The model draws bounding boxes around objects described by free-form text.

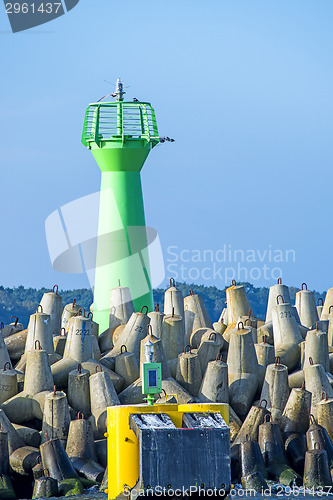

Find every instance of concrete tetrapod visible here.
[304,360,333,419]
[303,446,332,489]
[21,305,61,368]
[317,391,333,444]
[200,328,226,351]
[40,437,79,482]
[226,284,252,326]
[5,328,28,362]
[1,316,23,339]
[265,279,291,323]
[66,413,97,461]
[227,322,259,417]
[195,334,220,375]
[239,435,268,480]
[0,332,12,368]
[161,309,184,361]
[109,285,135,333]
[258,415,302,486]
[198,357,228,403]
[295,284,319,329]
[67,364,91,417]
[0,363,18,404]
[111,307,151,362]
[271,296,303,371]
[115,345,140,389]
[303,327,330,372]
[0,409,25,454]
[279,385,312,434]
[260,358,290,422]
[3,345,54,424]
[306,415,333,469]
[254,337,275,388]
[184,290,212,342]
[175,345,202,397]
[164,278,185,318]
[139,328,170,379]
[321,287,333,320]
[41,389,71,448]
[147,304,165,339]
[61,299,81,332]
[40,285,63,336]
[89,368,120,436]
[53,328,67,357]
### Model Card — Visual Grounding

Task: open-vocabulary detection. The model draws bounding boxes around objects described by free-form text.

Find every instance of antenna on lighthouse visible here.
[112,78,126,101]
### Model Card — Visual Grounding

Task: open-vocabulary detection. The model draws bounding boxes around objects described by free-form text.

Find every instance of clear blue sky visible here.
[1,0,333,292]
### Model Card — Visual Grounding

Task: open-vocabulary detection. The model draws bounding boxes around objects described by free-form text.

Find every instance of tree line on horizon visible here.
[0,283,326,329]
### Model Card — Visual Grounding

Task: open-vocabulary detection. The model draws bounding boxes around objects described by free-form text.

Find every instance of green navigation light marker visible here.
[81,79,162,332]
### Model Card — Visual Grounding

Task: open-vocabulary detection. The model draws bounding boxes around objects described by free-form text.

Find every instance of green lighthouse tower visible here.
[81,79,162,332]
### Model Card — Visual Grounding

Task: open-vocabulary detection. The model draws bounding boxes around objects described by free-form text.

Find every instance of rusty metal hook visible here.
[147,324,153,336]
[60,327,66,337]
[232,280,236,286]
[322,391,328,401]
[77,363,82,374]
[10,316,18,326]
[317,298,323,306]
[310,414,316,425]
[189,289,194,296]
[237,321,244,330]
[34,340,42,350]
[87,311,93,320]
[184,345,192,354]
[53,385,57,397]
[277,277,282,284]
[95,365,102,373]
[301,283,307,290]
[275,356,280,366]
[52,285,59,294]
[170,278,175,288]
[171,307,175,318]
[301,380,306,391]
[3,362,11,371]
[262,335,268,344]
[276,294,284,305]
[77,308,85,317]
[309,357,314,366]
[244,318,252,326]
[264,414,271,423]
[77,411,84,420]
[36,305,43,314]
[140,306,148,315]
[209,332,217,341]
[259,399,268,408]
[120,345,127,354]
[155,304,159,312]
[216,353,223,361]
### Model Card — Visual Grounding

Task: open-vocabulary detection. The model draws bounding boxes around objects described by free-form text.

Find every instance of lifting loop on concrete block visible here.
[72,299,76,308]
[184,345,192,354]
[36,305,43,314]
[77,363,82,374]
[248,308,252,318]
[259,399,268,408]
[147,324,153,336]
[171,307,175,318]
[244,318,252,326]
[53,385,57,397]
[301,283,308,290]
[275,356,280,366]
[322,391,328,401]
[35,340,42,350]
[276,295,284,304]
[315,322,319,330]
[310,414,316,425]
[3,362,11,371]
[237,321,244,330]
[170,278,175,287]
[155,304,159,312]
[36,455,42,465]
[189,289,194,296]
[140,306,148,315]
[216,353,223,361]
[10,316,18,326]
[232,280,236,286]
[77,308,85,317]
[118,279,121,287]
[159,388,167,401]
[45,432,50,441]
[317,298,323,306]
[309,357,314,366]
[301,381,306,391]
[77,412,84,420]
[52,285,59,294]
[329,306,333,314]
[95,365,102,373]
[43,469,50,477]
[60,328,66,337]
[263,335,268,344]
[246,434,251,441]
[209,332,217,341]
[314,442,321,450]
[120,345,127,354]
[87,311,93,320]
[277,277,282,284]
[264,414,271,423]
